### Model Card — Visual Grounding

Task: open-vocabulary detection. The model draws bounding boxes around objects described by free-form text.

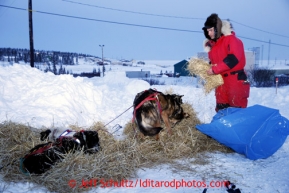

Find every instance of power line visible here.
[62,0,203,20]
[0,4,202,33]
[62,0,289,39]
[238,36,285,47]
[229,19,289,39]
[0,0,16,18]
[1,4,289,48]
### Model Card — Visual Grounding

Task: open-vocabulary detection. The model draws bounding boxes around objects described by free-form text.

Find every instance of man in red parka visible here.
[202,13,250,112]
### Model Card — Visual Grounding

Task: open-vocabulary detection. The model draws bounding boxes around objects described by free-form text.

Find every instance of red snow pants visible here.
[215,73,250,112]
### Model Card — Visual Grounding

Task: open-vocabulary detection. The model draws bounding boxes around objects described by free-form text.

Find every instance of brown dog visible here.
[133,89,189,139]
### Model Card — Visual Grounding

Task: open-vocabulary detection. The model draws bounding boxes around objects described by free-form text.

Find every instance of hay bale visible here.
[187,58,224,94]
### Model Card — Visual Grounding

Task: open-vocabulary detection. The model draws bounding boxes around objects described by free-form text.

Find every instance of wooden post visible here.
[275,77,278,94]
[99,45,104,77]
[28,0,35,67]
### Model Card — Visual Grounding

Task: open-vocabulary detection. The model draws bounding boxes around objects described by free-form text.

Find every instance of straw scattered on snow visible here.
[0,103,232,193]
[187,58,224,94]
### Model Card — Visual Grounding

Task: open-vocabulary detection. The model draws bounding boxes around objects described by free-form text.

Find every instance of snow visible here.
[0,60,289,193]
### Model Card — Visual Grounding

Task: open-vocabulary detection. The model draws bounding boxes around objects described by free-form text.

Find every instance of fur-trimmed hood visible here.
[203,20,234,52]
[202,13,222,40]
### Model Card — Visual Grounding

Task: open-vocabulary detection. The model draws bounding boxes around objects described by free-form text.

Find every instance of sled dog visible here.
[133,89,189,139]
[21,129,100,174]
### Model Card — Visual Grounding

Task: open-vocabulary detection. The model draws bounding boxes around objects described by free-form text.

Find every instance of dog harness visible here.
[58,129,81,144]
[20,142,55,175]
[132,92,162,122]
[20,130,86,175]
[22,130,83,160]
[23,142,54,159]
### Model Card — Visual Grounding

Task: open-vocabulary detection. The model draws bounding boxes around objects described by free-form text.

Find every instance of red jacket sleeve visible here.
[212,35,245,74]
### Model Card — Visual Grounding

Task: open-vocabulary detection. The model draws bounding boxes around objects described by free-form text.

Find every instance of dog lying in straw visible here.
[21,129,100,174]
[133,89,189,139]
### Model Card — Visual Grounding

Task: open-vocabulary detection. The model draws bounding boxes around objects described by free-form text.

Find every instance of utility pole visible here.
[261,45,263,66]
[267,39,271,66]
[99,45,104,77]
[28,0,35,67]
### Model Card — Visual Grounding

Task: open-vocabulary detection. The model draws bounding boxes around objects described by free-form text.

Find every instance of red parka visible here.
[209,32,245,74]
[204,22,250,111]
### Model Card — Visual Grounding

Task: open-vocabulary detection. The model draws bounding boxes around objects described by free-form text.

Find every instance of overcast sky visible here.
[1,0,289,61]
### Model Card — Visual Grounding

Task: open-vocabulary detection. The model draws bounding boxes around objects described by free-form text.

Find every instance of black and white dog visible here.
[21,128,100,174]
[40,128,101,154]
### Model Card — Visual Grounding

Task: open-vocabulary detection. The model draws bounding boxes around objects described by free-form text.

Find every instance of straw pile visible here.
[187,58,224,94]
[0,104,232,193]
[123,103,231,163]
[0,122,140,193]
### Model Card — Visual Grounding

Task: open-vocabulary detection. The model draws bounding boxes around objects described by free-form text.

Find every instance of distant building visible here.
[245,51,255,71]
[125,71,150,78]
[173,60,189,77]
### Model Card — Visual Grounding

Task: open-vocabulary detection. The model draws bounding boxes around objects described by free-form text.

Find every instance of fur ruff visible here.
[203,20,234,52]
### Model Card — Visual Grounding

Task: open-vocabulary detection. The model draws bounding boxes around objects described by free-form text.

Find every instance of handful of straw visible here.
[187,58,224,94]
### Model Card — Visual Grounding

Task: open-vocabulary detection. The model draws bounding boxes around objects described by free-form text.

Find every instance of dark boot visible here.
[215,103,230,112]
